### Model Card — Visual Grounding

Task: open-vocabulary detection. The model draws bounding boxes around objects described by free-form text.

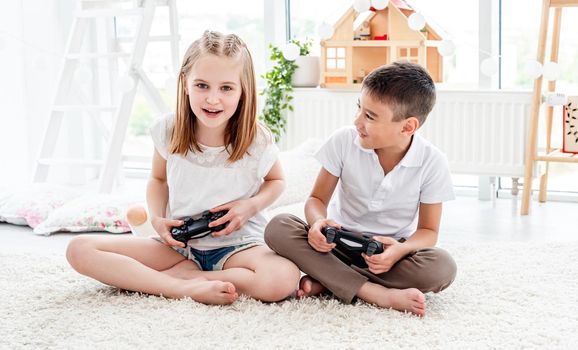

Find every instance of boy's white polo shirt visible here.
[315,126,454,239]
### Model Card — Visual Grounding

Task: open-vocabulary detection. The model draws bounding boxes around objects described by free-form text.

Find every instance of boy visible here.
[264,61,456,316]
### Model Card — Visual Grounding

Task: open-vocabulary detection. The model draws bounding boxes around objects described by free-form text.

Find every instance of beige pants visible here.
[264,214,457,303]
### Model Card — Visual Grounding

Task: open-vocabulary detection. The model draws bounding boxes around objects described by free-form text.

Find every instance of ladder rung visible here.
[122,155,152,163]
[52,105,117,112]
[66,52,131,60]
[38,158,104,167]
[76,8,143,18]
[81,0,172,6]
[118,35,179,43]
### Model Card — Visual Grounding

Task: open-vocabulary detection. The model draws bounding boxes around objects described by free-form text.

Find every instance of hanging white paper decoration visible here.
[353,0,371,13]
[480,58,499,76]
[282,43,300,61]
[542,61,560,81]
[371,0,389,10]
[438,40,456,57]
[523,60,543,79]
[318,22,334,40]
[408,13,426,31]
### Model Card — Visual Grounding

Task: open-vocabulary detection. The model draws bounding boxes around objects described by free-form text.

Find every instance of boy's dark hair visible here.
[362,61,436,127]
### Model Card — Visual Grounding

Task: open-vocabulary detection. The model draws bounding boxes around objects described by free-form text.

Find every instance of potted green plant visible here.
[260,39,313,142]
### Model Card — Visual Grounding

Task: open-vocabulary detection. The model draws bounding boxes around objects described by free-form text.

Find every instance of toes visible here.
[302,280,312,294]
[226,283,236,294]
[217,281,236,294]
[220,291,238,304]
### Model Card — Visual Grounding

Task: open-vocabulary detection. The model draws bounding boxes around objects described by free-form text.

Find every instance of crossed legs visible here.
[265,214,457,316]
[163,245,301,302]
[66,235,238,305]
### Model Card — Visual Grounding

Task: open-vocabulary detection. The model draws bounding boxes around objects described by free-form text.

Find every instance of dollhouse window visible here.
[398,47,419,64]
[326,47,346,70]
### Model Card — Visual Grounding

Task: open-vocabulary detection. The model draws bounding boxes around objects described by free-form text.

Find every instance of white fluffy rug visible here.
[2,242,578,349]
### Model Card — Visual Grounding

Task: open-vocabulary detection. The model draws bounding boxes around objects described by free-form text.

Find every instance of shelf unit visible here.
[521,0,578,215]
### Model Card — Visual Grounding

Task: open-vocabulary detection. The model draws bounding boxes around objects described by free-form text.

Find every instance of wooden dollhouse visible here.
[320,0,444,88]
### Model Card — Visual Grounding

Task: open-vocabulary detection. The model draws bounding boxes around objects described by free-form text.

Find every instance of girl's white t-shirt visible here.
[150,114,279,250]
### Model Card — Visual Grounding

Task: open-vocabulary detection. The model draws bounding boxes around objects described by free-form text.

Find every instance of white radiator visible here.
[285,89,533,178]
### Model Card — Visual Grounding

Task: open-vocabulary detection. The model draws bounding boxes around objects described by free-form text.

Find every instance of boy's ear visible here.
[402,117,420,135]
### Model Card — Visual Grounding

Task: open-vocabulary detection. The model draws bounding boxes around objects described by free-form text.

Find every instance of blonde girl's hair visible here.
[170,30,257,162]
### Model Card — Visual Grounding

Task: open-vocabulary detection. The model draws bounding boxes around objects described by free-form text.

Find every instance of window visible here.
[409,0,479,88]
[289,0,352,56]
[326,47,346,70]
[398,47,419,64]
[502,0,578,193]
[124,1,267,159]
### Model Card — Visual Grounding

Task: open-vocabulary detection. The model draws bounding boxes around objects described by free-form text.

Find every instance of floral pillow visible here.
[0,184,81,228]
[33,194,142,235]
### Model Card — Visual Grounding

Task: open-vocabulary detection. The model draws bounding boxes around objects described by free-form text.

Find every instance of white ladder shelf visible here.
[33,0,179,192]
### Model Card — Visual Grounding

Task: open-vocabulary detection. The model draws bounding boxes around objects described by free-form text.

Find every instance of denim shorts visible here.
[152,237,260,271]
[188,243,259,271]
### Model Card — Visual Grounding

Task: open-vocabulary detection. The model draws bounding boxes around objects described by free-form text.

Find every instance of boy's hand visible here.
[151,216,185,248]
[362,237,406,274]
[307,219,339,253]
[209,199,257,237]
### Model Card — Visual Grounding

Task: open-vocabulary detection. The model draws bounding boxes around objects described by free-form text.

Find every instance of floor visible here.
[0,194,576,255]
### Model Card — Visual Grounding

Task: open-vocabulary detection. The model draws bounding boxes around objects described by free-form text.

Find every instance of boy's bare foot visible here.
[182,279,238,305]
[296,275,326,298]
[357,282,426,316]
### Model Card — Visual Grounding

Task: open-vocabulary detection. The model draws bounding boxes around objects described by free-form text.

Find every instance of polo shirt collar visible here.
[399,134,425,167]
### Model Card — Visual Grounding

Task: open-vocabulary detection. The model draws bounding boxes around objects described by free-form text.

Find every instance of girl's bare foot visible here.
[296,275,327,298]
[358,282,426,316]
[181,279,238,305]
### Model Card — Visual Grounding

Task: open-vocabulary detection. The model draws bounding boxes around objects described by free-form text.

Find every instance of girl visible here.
[66,30,300,305]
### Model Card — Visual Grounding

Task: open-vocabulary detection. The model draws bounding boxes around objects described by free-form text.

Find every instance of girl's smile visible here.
[201,107,224,118]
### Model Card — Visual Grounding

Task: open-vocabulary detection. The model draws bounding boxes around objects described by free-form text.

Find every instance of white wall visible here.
[0,0,27,185]
[0,0,75,185]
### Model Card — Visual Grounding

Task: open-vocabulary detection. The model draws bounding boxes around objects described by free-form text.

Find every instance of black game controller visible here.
[171,210,228,244]
[322,226,384,256]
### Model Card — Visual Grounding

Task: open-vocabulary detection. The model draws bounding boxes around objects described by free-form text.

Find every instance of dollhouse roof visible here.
[390,0,412,11]
[391,0,444,40]
[328,0,444,41]
[353,10,375,31]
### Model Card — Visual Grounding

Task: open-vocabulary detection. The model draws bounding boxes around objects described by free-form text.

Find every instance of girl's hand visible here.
[151,216,186,248]
[307,218,339,253]
[208,199,258,237]
[362,237,406,274]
